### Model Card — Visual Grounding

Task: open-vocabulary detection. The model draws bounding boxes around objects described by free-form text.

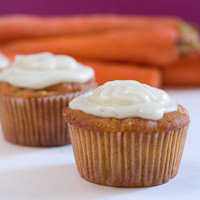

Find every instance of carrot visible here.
[0,28,182,66]
[79,59,161,87]
[1,14,199,66]
[163,54,200,86]
[0,15,183,43]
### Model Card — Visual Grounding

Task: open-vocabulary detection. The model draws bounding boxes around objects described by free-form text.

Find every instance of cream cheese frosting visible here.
[0,53,10,69]
[0,52,94,89]
[69,80,178,120]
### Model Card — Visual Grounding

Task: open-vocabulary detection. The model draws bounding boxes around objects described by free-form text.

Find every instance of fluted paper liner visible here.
[68,124,188,187]
[0,92,82,146]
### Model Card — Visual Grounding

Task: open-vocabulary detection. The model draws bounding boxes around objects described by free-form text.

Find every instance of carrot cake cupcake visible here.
[63,80,190,187]
[0,52,97,146]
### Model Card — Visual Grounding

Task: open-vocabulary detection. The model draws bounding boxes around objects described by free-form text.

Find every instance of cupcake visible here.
[0,53,10,70]
[63,80,190,187]
[0,52,97,146]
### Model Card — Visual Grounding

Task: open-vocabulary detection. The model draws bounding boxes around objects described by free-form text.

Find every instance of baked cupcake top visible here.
[63,80,189,133]
[0,52,94,89]
[0,53,10,69]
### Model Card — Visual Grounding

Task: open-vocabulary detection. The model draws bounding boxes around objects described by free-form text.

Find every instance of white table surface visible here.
[0,88,200,200]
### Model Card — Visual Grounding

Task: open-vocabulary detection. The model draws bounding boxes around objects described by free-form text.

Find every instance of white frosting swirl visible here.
[0,52,94,89]
[0,53,10,69]
[69,80,178,120]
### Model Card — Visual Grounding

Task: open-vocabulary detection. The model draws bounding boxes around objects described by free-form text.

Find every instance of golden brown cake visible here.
[0,52,97,146]
[63,80,190,187]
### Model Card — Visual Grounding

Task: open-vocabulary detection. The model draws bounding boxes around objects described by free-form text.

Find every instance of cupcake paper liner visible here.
[0,92,82,146]
[69,124,188,187]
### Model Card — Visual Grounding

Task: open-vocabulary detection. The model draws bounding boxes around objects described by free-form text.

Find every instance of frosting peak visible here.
[14,53,77,70]
[0,52,94,89]
[69,80,178,120]
[90,81,168,105]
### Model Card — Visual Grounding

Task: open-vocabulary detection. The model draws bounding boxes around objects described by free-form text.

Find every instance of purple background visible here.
[0,0,200,26]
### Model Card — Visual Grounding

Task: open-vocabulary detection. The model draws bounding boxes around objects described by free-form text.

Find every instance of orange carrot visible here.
[0,15,182,43]
[79,59,161,87]
[0,28,182,66]
[163,54,200,86]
